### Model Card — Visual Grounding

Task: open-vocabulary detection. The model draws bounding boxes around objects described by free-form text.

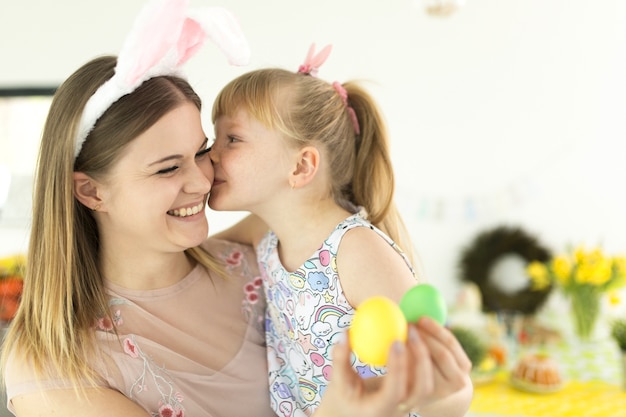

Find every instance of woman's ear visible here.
[73,172,103,211]
[290,146,320,188]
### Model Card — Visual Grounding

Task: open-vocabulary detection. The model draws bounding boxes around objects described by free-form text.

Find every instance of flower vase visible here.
[569,288,600,342]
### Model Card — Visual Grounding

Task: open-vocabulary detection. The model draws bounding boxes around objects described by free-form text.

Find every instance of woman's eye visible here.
[157,165,179,175]
[195,148,211,158]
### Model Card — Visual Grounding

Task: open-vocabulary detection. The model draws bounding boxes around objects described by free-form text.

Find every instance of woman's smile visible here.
[167,200,206,218]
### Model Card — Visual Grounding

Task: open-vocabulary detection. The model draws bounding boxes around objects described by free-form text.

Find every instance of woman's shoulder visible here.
[4,347,41,393]
[3,346,107,412]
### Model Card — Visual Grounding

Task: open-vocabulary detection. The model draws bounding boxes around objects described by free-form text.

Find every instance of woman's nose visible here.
[185,159,213,194]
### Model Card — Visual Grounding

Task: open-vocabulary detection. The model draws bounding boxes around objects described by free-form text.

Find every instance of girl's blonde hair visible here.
[212,68,417,266]
[1,55,221,387]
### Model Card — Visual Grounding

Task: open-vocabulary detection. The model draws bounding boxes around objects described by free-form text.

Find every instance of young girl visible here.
[209,44,473,417]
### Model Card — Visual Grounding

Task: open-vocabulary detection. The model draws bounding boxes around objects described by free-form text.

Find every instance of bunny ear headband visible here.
[74,0,250,158]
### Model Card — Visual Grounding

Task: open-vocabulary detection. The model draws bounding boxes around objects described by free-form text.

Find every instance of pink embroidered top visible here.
[4,239,274,417]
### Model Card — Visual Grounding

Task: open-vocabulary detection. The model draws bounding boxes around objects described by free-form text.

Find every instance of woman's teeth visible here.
[168,202,204,217]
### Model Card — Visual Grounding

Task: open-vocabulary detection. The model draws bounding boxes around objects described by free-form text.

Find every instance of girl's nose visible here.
[209,144,219,164]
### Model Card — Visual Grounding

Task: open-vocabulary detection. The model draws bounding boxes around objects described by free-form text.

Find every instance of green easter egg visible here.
[399,284,448,325]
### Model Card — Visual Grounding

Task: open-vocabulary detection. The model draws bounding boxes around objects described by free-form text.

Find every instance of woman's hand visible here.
[314,332,420,417]
[406,317,474,417]
[314,317,473,417]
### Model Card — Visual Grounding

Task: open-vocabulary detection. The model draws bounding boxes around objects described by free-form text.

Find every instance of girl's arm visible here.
[210,213,269,248]
[337,226,418,307]
[335,228,474,417]
[11,387,150,417]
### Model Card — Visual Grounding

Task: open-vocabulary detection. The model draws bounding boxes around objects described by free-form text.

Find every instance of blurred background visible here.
[1,1,626,415]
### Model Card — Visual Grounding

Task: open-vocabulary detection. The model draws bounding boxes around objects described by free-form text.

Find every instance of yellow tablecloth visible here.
[470,373,626,417]
[469,336,626,417]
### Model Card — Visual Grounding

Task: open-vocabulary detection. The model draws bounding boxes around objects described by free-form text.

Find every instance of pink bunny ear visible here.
[297,43,332,77]
[119,0,189,85]
[187,7,251,66]
[176,18,207,66]
[75,0,251,159]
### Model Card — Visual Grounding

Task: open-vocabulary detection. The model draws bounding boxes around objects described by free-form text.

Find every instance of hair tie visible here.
[332,82,360,135]
[74,0,250,159]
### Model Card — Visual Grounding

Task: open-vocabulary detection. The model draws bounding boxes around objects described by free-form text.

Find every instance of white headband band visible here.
[74,0,250,159]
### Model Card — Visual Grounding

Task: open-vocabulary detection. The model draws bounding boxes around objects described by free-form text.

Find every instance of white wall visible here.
[1,0,625,303]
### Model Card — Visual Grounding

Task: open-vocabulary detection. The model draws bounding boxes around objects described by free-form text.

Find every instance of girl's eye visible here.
[228,135,238,143]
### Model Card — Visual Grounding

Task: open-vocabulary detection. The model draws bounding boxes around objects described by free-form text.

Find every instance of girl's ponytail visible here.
[345,82,417,268]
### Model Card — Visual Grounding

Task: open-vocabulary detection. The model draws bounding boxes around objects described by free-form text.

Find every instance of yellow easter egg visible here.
[349,296,408,366]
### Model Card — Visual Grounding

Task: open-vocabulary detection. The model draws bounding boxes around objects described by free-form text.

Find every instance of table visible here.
[467,337,626,417]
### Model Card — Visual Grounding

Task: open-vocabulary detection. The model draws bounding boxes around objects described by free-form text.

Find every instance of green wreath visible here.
[459,226,552,315]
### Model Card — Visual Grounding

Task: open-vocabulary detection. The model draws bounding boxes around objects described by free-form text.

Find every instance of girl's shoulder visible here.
[328,212,387,248]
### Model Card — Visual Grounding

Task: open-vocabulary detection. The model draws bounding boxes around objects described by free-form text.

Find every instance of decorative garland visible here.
[458,226,552,315]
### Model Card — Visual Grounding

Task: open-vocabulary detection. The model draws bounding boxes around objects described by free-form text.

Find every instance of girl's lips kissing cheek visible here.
[167,201,205,218]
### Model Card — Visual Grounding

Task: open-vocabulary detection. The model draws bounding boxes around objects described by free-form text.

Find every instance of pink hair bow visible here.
[75,0,250,158]
[297,43,332,77]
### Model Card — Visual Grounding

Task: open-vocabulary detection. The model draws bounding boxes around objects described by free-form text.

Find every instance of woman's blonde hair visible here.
[212,68,417,266]
[1,55,221,387]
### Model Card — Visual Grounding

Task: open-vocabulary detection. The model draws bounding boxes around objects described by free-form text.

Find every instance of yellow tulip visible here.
[574,246,587,264]
[552,256,572,284]
[589,248,605,263]
[526,261,550,290]
[575,256,611,286]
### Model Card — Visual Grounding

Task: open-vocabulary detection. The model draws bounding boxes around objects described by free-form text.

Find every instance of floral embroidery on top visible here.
[158,403,184,417]
[124,337,139,358]
[96,309,124,332]
[95,298,129,332]
[97,296,186,417]
[225,250,244,267]
[123,334,186,417]
[218,245,265,333]
[244,276,263,304]
[96,316,114,332]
